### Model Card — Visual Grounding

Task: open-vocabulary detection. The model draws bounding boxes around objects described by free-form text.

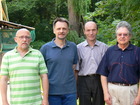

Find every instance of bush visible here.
[31,40,46,50]
[67,30,85,44]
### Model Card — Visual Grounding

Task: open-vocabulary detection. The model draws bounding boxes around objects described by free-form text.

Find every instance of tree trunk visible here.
[67,0,81,36]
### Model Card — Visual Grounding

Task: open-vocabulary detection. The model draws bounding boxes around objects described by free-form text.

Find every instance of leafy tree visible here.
[121,0,140,46]
[56,0,91,36]
[7,0,56,42]
[84,0,140,46]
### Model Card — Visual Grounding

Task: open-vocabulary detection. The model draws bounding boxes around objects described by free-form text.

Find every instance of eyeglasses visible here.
[16,36,31,39]
[117,33,129,37]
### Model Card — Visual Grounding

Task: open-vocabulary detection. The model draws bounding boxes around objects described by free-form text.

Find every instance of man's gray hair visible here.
[116,21,132,35]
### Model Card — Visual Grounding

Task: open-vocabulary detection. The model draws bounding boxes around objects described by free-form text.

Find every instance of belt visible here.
[109,82,136,86]
[79,74,99,77]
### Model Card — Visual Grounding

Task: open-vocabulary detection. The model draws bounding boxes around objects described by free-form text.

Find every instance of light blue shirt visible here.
[76,40,108,76]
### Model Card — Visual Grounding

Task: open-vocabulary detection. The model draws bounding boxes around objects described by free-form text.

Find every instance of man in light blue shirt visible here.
[76,21,108,105]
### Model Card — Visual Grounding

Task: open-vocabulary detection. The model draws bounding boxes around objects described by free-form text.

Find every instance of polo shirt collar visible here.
[115,43,134,51]
[13,46,33,53]
[51,38,70,48]
[83,40,99,47]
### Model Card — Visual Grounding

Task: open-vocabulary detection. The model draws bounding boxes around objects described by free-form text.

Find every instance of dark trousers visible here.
[77,75,105,105]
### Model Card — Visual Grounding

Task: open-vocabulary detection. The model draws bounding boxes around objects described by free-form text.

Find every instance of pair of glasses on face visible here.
[117,33,129,37]
[16,36,31,39]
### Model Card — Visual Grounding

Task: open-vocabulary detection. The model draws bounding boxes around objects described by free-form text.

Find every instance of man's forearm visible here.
[101,75,109,94]
[0,76,9,104]
[41,74,49,100]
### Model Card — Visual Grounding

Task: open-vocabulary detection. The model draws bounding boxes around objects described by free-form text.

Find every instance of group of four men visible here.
[0,17,140,105]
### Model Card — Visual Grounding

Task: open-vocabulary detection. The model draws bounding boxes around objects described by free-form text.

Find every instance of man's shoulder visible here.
[4,49,15,56]
[41,41,52,49]
[96,40,108,46]
[67,40,77,47]
[106,45,116,52]
[131,44,140,52]
[31,48,41,54]
[43,41,52,46]
[77,41,86,47]
[67,40,76,45]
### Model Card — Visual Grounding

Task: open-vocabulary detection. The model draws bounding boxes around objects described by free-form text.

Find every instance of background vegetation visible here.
[6,0,140,49]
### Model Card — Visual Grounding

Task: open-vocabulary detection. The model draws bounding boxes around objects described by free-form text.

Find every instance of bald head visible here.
[83,21,98,42]
[16,28,30,37]
[84,21,98,30]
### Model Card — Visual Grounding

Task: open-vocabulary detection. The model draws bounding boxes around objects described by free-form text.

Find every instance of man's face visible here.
[116,27,131,46]
[53,21,69,40]
[14,30,31,50]
[84,22,98,42]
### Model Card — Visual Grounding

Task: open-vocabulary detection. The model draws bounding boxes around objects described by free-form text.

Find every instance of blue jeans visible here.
[49,93,77,105]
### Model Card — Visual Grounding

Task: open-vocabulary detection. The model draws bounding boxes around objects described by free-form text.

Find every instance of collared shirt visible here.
[96,44,140,84]
[76,40,108,76]
[40,39,78,95]
[1,47,48,105]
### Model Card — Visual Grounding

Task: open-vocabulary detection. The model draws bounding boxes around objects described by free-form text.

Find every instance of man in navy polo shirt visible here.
[40,17,78,105]
[96,21,140,105]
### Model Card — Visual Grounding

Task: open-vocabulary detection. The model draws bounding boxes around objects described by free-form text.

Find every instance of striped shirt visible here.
[0,47,48,105]
[76,40,108,76]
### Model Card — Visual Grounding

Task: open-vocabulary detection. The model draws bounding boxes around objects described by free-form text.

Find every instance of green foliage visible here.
[96,19,120,45]
[6,0,140,46]
[31,40,46,50]
[55,0,68,17]
[7,0,57,42]
[56,0,91,15]
[34,20,54,42]
[67,31,85,44]
[84,0,140,46]
[31,31,84,50]
[121,0,140,21]
[72,0,91,15]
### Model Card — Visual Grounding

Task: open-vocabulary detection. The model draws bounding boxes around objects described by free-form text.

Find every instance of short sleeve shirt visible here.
[1,47,48,105]
[40,40,78,95]
[96,44,140,84]
[76,40,108,76]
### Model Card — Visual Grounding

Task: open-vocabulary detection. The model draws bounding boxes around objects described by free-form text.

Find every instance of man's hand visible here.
[104,92,112,105]
[133,96,140,105]
[42,99,49,105]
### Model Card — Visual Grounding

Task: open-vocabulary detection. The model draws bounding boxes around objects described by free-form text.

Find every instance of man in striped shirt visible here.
[0,28,49,105]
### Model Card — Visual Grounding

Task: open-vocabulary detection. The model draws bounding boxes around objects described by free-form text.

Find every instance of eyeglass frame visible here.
[116,33,130,37]
[15,36,31,40]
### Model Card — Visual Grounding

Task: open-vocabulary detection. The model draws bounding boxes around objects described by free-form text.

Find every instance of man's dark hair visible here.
[53,17,69,28]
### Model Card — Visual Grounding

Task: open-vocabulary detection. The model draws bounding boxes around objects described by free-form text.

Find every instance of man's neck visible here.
[54,38,66,48]
[87,39,96,47]
[17,47,29,57]
[118,43,129,51]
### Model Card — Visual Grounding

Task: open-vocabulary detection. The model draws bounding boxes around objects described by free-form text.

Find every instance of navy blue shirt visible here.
[40,39,78,95]
[96,44,140,84]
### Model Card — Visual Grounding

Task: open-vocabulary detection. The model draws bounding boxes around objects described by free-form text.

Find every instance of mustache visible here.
[59,32,65,35]
[22,42,29,44]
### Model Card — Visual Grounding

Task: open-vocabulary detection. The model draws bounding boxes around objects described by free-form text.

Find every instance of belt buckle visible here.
[122,83,126,86]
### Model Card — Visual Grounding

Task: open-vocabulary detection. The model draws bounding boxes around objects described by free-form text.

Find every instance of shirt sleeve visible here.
[96,50,109,77]
[137,47,140,79]
[73,44,78,65]
[38,51,48,74]
[76,46,81,71]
